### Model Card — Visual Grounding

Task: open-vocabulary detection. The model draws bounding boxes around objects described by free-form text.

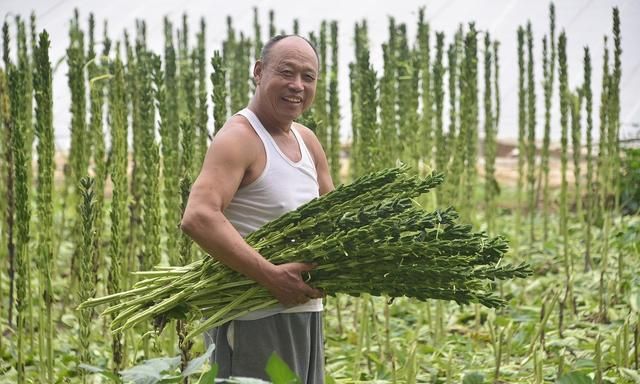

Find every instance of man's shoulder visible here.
[292,122,319,144]
[217,114,256,137]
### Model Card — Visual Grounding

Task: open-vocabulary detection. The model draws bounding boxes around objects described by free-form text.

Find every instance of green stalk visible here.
[570,91,583,238]
[77,178,96,383]
[2,20,16,334]
[357,37,378,172]
[16,16,35,355]
[430,32,442,205]
[314,21,329,151]
[0,68,7,353]
[515,26,526,254]
[583,48,593,271]
[34,30,54,382]
[67,12,88,286]
[610,8,623,295]
[417,8,432,169]
[210,50,227,136]
[253,7,262,60]
[161,18,181,266]
[10,49,30,384]
[396,24,418,169]
[540,3,556,241]
[328,21,340,183]
[196,18,209,170]
[558,32,572,325]
[463,24,478,219]
[268,10,276,37]
[379,19,397,169]
[445,34,459,202]
[598,39,609,321]
[432,32,445,192]
[526,22,536,243]
[483,32,497,235]
[108,49,127,371]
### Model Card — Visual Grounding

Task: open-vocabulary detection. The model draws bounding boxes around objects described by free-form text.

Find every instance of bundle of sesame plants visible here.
[80,166,531,341]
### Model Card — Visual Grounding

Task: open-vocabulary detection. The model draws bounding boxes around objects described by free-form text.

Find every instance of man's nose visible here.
[288,75,304,91]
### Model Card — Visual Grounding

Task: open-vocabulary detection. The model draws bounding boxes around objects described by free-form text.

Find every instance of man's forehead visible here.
[267,36,319,66]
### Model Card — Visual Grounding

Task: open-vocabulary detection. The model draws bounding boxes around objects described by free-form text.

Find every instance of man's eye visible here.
[281,70,293,77]
[305,75,316,82]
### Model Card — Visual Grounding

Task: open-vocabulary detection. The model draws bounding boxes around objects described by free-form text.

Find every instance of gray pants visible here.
[204,312,324,383]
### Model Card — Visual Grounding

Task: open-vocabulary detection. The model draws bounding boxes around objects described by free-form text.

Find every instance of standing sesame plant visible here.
[396,23,418,169]
[539,3,556,242]
[597,38,610,322]
[107,50,127,371]
[557,31,573,332]
[596,38,609,224]
[77,177,96,383]
[444,30,460,203]
[357,40,378,173]
[609,8,623,295]
[483,32,498,235]
[526,22,536,244]
[328,21,340,183]
[417,8,432,169]
[2,22,17,334]
[210,50,227,136]
[34,30,54,382]
[492,39,501,234]
[195,18,209,169]
[515,26,526,255]
[161,18,181,267]
[314,21,329,152]
[582,47,593,272]
[432,32,445,199]
[67,12,88,264]
[379,18,397,169]
[253,7,262,60]
[140,52,162,357]
[9,44,30,384]
[570,91,582,233]
[87,14,111,289]
[0,68,7,350]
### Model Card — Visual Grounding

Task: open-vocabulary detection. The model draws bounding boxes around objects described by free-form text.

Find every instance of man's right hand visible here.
[262,263,324,307]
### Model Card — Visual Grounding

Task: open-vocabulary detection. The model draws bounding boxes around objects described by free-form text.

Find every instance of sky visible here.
[3,0,639,150]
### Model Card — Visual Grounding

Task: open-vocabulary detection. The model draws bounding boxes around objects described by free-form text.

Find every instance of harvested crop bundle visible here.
[80,166,531,341]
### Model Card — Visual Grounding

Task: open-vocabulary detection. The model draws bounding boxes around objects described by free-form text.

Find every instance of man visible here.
[180,35,334,382]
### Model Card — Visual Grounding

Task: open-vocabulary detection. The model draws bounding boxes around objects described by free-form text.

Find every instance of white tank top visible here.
[224,108,323,320]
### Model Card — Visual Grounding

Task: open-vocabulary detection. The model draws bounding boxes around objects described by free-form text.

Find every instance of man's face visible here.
[254,37,319,122]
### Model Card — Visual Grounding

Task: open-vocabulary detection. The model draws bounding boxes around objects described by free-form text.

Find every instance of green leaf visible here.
[265,352,301,384]
[619,368,640,384]
[78,363,120,381]
[462,372,485,384]
[197,363,218,384]
[557,371,593,384]
[182,343,216,377]
[119,356,181,384]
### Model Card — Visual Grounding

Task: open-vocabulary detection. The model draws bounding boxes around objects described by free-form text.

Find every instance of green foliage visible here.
[620,148,640,215]
[266,353,301,384]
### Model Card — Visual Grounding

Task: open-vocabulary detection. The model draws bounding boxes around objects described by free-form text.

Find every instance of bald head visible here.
[260,35,319,69]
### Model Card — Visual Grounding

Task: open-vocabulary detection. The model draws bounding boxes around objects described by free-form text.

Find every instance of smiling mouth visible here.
[282,96,302,104]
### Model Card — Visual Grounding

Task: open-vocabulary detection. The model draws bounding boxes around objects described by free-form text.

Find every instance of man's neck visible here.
[248,99,293,135]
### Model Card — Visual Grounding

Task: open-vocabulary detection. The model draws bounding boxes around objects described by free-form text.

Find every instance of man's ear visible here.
[253,61,263,85]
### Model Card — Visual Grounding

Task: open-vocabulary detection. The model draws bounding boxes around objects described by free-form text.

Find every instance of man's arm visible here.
[180,119,323,306]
